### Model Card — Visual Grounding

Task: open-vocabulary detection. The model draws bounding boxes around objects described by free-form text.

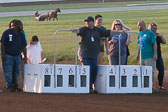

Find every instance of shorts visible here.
[141,58,156,73]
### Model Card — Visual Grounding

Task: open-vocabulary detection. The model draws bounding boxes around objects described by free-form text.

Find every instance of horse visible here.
[46,8,61,21]
[34,8,61,21]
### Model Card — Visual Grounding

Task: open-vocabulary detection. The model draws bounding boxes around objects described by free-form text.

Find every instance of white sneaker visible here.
[159,86,166,90]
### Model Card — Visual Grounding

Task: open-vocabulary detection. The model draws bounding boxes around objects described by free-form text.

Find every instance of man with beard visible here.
[136,20,157,90]
[1,20,27,92]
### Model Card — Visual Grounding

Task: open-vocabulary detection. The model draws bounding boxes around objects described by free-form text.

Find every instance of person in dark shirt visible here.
[72,16,110,93]
[95,14,108,65]
[1,19,27,92]
[148,22,166,90]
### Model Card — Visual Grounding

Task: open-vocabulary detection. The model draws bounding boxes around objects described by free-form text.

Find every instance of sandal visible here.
[159,86,166,90]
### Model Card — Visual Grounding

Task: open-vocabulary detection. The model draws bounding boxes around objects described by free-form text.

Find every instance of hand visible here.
[79,58,83,65]
[71,28,79,34]
[111,38,117,44]
[23,57,27,64]
[156,33,162,37]
[27,59,31,64]
[2,54,7,61]
[153,55,157,61]
[122,30,126,33]
[79,57,82,62]
[106,50,110,55]
[108,40,112,44]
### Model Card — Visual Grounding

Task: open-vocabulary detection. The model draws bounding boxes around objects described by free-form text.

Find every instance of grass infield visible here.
[0,6,168,66]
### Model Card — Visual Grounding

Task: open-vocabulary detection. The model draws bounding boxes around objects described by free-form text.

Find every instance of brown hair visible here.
[9,19,17,28]
[30,35,39,44]
[9,19,24,33]
[148,22,158,29]
[95,14,102,20]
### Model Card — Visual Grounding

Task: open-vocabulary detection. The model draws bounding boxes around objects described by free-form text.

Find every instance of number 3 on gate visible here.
[82,68,86,74]
[134,69,137,75]
[122,68,126,75]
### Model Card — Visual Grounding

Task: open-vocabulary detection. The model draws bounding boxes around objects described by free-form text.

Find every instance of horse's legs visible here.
[49,17,51,21]
[56,17,58,21]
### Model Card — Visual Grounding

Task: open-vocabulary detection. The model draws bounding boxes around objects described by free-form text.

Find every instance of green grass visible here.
[0,0,168,12]
[0,9,168,66]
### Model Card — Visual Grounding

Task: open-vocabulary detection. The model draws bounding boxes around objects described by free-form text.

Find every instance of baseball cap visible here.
[84,16,94,22]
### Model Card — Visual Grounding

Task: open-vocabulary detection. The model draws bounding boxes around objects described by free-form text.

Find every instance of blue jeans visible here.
[108,54,126,65]
[82,58,98,90]
[156,56,164,86]
[2,55,21,89]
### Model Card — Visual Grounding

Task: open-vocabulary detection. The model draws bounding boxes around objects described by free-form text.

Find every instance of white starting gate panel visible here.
[23,64,90,93]
[95,65,152,94]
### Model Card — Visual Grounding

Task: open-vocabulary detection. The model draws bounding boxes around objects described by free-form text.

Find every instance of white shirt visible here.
[27,42,42,64]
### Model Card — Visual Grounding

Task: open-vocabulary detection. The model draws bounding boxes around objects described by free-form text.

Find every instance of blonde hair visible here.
[111,19,131,31]
[148,22,158,30]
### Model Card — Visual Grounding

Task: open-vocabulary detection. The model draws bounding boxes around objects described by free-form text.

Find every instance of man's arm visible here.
[1,43,7,61]
[136,51,140,62]
[71,28,80,34]
[22,46,27,64]
[153,42,157,61]
[125,33,131,46]
[157,33,166,44]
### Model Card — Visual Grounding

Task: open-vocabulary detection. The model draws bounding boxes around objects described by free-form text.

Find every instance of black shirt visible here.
[1,28,27,56]
[99,26,106,52]
[156,35,163,58]
[78,26,110,58]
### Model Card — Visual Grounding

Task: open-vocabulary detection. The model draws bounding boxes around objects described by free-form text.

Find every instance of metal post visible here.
[139,35,143,88]
[54,29,73,88]
[54,32,57,88]
[118,33,121,89]
[127,31,143,88]
[75,33,78,88]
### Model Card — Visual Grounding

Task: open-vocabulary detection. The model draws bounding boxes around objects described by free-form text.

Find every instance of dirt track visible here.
[1,0,168,112]
[1,64,168,112]
[1,69,168,112]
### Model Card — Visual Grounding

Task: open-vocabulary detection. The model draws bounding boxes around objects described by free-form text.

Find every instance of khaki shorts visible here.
[141,58,156,73]
[98,52,104,65]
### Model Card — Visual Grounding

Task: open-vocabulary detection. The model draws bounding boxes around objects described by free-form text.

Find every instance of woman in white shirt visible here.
[27,35,43,64]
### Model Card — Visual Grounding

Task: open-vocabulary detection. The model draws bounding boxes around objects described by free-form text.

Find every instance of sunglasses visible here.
[115,24,121,26]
